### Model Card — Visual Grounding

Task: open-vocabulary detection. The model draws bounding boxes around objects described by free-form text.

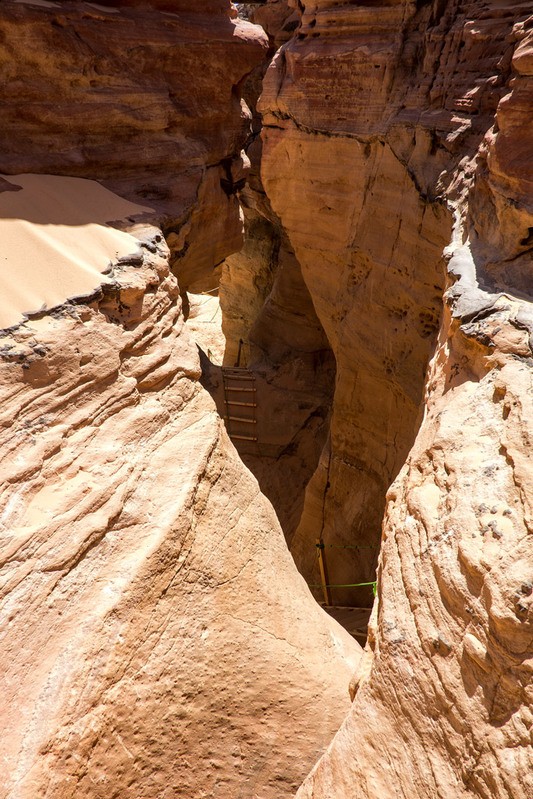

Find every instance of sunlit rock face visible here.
[0,0,268,291]
[260,0,452,606]
[260,0,533,796]
[0,3,362,798]
[0,239,361,799]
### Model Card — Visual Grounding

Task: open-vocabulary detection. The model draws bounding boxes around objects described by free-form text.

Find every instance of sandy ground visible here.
[0,174,153,329]
[186,292,226,365]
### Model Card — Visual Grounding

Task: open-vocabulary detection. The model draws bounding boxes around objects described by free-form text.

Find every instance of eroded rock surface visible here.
[0,3,361,797]
[259,0,533,796]
[0,0,268,292]
[261,0,532,602]
[218,0,336,544]
[0,247,360,799]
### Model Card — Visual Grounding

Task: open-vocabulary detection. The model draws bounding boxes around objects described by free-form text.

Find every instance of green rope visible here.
[315,543,375,550]
[313,544,378,596]
[309,581,377,597]
[309,581,376,588]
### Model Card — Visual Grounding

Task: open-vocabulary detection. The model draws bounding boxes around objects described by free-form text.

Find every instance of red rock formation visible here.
[259,0,533,796]
[0,0,267,291]
[0,3,361,797]
[260,0,532,600]
[219,0,335,543]
[2,0,531,795]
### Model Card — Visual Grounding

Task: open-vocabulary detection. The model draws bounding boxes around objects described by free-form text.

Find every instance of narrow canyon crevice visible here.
[195,2,533,796]
[0,1,531,798]
[184,1,341,551]
[204,1,451,615]
[0,4,361,798]
[257,2,533,798]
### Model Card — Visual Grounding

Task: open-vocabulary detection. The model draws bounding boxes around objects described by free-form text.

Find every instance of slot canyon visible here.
[0,0,531,797]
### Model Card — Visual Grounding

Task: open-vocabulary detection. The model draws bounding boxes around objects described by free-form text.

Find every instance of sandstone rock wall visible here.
[0,0,267,292]
[218,207,336,541]
[296,277,533,799]
[260,0,532,606]
[220,0,301,371]
[0,241,361,799]
[0,3,361,797]
[259,0,533,795]
[218,0,337,543]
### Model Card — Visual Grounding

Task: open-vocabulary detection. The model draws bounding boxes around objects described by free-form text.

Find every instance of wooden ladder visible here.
[222,367,258,443]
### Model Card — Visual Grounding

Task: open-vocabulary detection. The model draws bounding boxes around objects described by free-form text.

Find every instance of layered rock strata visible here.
[0,0,267,291]
[261,0,532,606]
[260,0,533,796]
[0,2,361,797]
[0,239,360,798]
[219,0,336,544]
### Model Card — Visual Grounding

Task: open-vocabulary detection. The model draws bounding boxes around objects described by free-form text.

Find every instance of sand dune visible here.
[0,174,153,329]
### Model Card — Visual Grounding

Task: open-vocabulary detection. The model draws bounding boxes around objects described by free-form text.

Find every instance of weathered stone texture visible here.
[260,0,533,795]
[296,305,533,799]
[218,0,336,545]
[0,0,268,291]
[0,3,361,797]
[252,0,299,46]
[0,240,360,799]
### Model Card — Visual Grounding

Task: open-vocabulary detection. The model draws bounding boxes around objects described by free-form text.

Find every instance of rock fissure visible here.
[0,0,532,797]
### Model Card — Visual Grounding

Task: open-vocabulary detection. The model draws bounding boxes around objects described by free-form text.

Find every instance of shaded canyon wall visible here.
[219,0,337,543]
[258,0,533,796]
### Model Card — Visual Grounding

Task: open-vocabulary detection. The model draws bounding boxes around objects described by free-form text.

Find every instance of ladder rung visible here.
[225,401,257,407]
[224,387,255,392]
[223,374,255,381]
[226,416,257,423]
[231,434,258,442]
